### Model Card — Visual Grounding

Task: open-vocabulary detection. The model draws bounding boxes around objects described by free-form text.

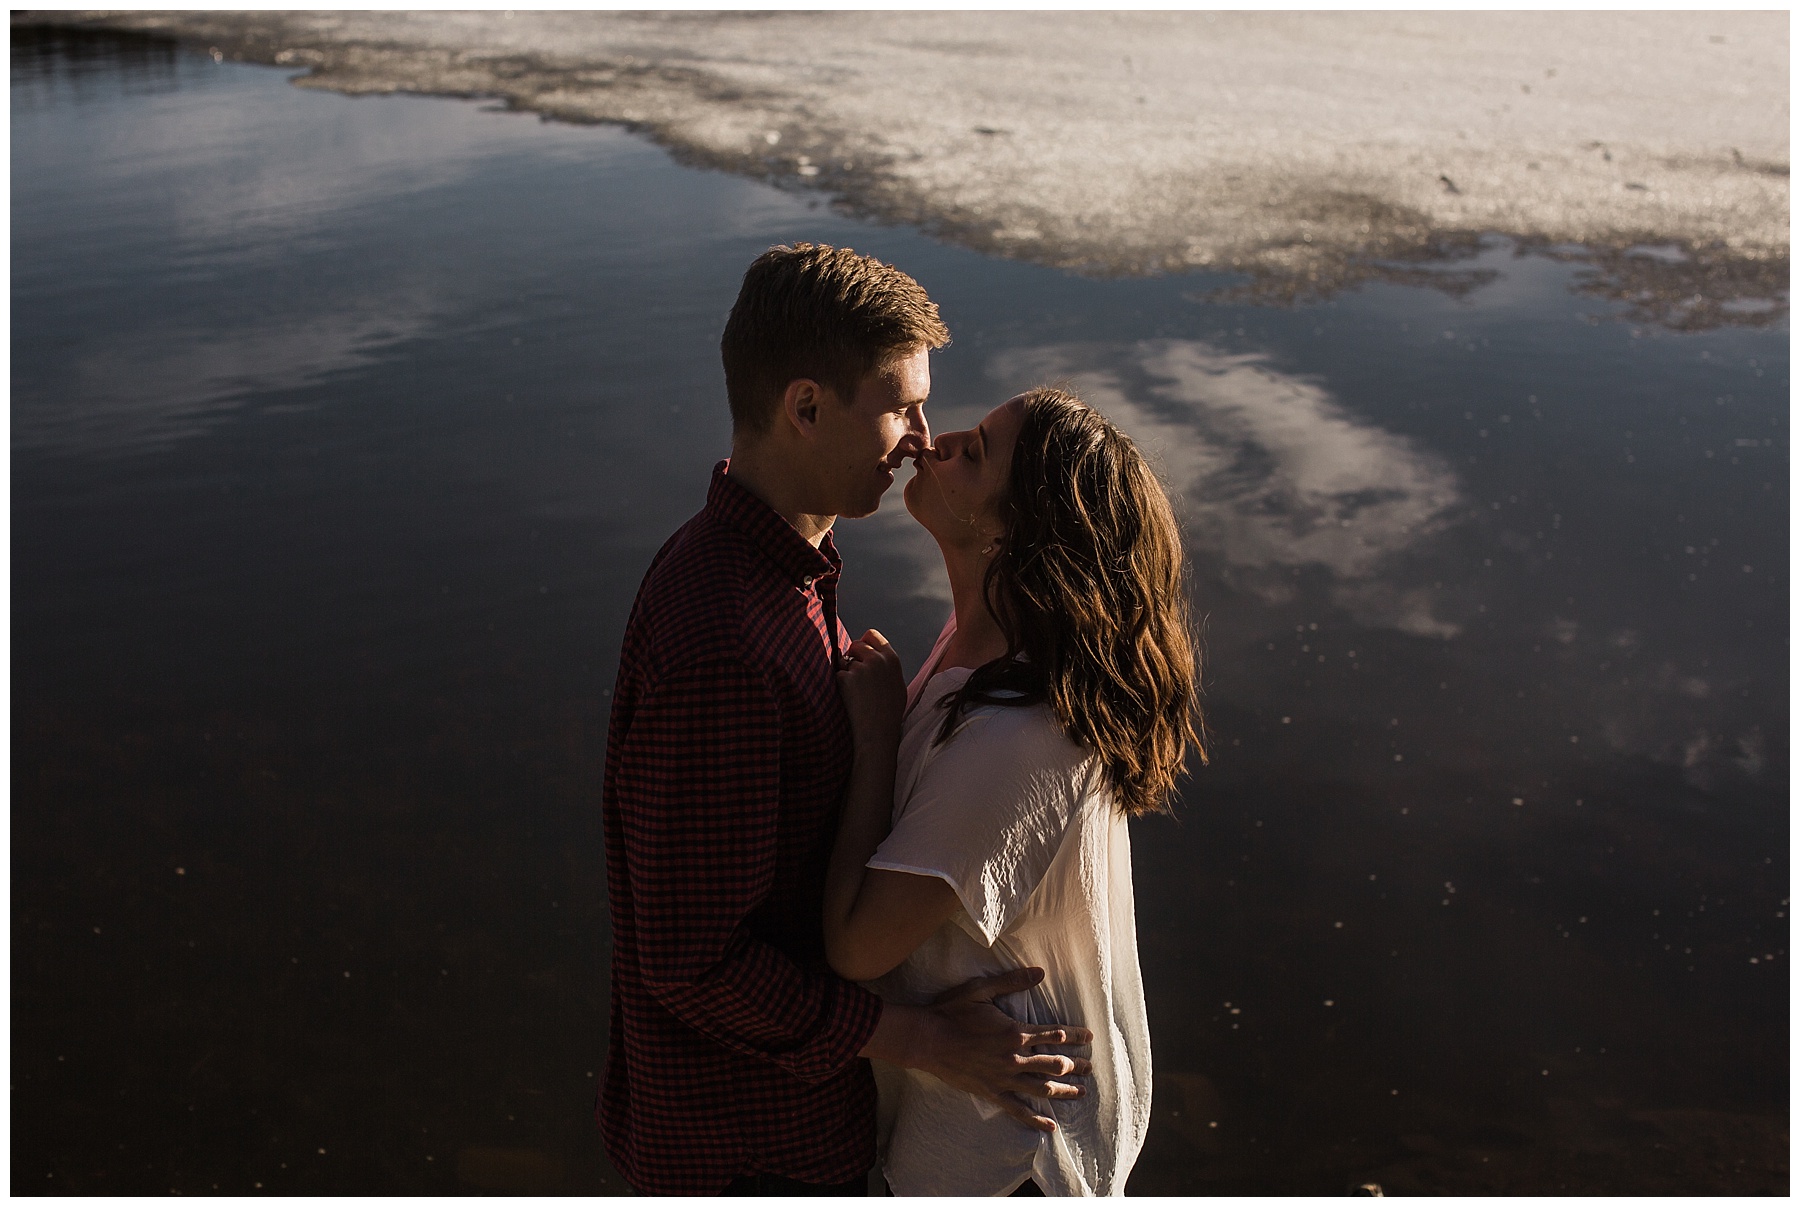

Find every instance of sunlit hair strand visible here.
[936,387,1205,817]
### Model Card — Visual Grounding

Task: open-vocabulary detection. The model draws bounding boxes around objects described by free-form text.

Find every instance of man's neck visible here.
[727,441,836,547]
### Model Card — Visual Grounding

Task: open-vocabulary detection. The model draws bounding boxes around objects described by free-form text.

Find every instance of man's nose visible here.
[909,405,931,448]
[891,409,930,458]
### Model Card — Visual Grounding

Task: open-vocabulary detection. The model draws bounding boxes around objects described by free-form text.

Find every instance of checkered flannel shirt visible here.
[598,460,884,1195]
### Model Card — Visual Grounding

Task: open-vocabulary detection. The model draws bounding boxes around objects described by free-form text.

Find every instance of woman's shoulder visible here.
[937,695,1096,785]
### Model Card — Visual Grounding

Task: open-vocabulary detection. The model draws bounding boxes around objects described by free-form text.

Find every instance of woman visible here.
[824,387,1203,1196]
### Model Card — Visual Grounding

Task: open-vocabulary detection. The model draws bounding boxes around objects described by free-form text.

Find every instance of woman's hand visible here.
[836,628,905,751]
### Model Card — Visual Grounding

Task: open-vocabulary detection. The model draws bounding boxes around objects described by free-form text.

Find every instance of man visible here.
[599,244,1090,1196]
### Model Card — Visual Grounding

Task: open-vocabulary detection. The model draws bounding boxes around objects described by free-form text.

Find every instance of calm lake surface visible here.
[13,29,1788,1195]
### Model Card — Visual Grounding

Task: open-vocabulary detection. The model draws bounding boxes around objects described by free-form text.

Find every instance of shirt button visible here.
[801,576,814,589]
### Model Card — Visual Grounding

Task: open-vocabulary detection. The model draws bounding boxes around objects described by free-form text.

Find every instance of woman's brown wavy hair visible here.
[936,386,1205,816]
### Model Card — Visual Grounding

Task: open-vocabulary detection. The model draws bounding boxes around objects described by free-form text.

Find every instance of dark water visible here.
[13,29,1788,1195]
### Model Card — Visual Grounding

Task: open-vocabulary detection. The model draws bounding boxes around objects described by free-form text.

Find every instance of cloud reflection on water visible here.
[988,340,1466,637]
[16,285,450,457]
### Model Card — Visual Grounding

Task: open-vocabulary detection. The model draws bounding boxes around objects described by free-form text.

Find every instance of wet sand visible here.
[24,10,1788,316]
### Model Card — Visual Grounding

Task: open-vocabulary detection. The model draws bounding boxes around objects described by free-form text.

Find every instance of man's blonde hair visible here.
[721,243,950,435]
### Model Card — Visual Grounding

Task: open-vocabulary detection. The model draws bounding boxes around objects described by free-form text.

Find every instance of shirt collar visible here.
[706,459,841,587]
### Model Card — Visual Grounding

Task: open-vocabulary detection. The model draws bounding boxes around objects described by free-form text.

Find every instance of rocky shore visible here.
[22,10,1787,323]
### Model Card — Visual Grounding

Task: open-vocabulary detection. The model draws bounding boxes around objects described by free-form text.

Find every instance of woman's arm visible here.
[825,631,965,983]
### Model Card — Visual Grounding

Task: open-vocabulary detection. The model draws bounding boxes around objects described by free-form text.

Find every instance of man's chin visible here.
[837,495,883,520]
[838,471,897,520]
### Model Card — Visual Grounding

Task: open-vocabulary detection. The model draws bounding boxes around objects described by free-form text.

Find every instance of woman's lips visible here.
[884,443,935,472]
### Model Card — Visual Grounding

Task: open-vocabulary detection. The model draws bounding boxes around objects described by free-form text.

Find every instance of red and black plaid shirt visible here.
[598,460,884,1195]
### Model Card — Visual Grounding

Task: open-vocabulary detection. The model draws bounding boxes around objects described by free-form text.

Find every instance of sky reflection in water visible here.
[992,340,1465,636]
[11,30,1788,1195]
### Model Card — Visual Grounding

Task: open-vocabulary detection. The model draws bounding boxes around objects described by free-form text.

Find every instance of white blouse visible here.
[864,620,1152,1196]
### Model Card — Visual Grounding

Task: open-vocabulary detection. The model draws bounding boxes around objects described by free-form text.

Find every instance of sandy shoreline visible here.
[20,10,1789,323]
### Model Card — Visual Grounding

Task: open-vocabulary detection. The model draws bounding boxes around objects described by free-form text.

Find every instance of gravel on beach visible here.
[22,10,1788,317]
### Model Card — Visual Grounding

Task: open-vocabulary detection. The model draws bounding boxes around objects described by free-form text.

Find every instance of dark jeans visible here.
[722,1170,869,1196]
[718,1169,1040,1196]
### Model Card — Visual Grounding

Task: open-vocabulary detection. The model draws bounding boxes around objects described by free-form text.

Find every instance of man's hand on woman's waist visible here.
[858,966,1094,1134]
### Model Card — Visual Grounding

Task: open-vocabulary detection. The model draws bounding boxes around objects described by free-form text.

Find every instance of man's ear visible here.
[779,377,831,439]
